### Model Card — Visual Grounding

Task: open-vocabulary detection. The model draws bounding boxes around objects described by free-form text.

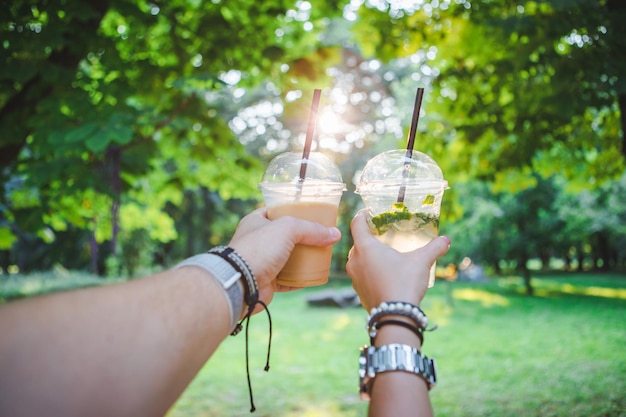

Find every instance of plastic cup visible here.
[259,152,345,287]
[355,149,448,287]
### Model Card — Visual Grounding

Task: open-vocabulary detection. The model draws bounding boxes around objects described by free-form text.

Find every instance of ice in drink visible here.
[260,152,345,287]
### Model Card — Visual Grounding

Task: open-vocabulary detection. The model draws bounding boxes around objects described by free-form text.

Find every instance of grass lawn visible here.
[167,272,626,417]
[2,270,624,416]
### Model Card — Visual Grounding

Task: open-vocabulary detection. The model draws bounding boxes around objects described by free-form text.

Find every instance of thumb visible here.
[275,217,342,247]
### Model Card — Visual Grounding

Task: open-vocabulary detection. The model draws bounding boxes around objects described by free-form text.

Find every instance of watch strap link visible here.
[359,343,437,400]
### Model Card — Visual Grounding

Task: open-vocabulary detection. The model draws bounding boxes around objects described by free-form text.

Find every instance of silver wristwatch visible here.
[359,343,437,400]
[174,253,244,332]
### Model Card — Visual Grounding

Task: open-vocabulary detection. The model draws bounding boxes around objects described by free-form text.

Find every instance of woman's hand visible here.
[346,210,450,311]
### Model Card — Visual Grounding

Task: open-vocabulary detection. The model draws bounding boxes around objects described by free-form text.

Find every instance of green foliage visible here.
[0,227,17,250]
[0,0,348,269]
[2,0,625,274]
[427,0,625,185]
[442,172,626,274]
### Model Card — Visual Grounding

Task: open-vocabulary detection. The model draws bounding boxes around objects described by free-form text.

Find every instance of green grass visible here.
[2,271,624,416]
[167,273,626,417]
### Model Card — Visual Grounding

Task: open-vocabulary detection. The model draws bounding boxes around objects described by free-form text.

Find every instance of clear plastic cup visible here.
[355,149,448,287]
[259,152,345,287]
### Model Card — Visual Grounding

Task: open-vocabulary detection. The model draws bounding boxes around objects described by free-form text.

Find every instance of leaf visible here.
[85,129,111,153]
[65,123,100,144]
[105,113,134,145]
[0,227,17,250]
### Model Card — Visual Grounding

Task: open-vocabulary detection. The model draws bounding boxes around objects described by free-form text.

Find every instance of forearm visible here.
[0,267,231,417]
[367,323,433,417]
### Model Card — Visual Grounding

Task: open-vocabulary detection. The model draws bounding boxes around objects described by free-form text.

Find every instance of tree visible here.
[0,0,348,272]
[431,0,625,183]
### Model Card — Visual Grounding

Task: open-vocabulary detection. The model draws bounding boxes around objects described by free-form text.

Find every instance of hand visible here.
[228,207,341,314]
[346,210,450,311]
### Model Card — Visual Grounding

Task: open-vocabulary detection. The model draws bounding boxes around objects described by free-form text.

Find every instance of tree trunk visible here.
[108,148,121,256]
[518,252,534,295]
[200,187,215,249]
[90,229,99,275]
[607,0,626,158]
[493,260,502,275]
[564,251,572,271]
[185,191,196,257]
[576,245,585,271]
[618,93,626,159]
[522,266,533,296]
[595,232,613,271]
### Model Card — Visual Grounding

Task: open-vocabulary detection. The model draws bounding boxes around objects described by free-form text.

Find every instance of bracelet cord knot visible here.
[208,246,272,413]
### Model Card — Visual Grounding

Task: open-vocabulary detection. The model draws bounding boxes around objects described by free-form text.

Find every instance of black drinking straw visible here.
[397,87,425,203]
[298,88,322,182]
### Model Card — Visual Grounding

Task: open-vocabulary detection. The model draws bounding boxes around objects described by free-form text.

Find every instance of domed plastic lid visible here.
[260,151,344,185]
[355,149,447,193]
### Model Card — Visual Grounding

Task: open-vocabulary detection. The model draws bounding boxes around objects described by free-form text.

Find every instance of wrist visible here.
[359,301,437,400]
[173,253,245,333]
[373,318,423,350]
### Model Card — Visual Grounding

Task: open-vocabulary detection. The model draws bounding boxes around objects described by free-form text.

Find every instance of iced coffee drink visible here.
[260,152,344,287]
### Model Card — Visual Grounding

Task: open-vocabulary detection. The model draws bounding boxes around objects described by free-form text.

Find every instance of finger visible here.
[412,236,451,265]
[274,284,303,293]
[349,209,375,243]
[239,207,269,228]
[274,216,341,247]
[251,206,269,219]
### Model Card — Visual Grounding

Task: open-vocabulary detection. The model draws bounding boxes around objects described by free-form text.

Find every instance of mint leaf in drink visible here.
[370,202,439,235]
[422,194,435,205]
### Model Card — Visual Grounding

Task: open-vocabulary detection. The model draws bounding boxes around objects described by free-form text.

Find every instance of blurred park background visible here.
[1,0,625,416]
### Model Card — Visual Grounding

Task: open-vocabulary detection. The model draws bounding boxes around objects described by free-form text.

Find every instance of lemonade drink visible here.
[368,201,440,285]
[356,150,448,287]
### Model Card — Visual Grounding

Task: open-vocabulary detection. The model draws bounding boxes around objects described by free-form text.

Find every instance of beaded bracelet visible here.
[366,301,433,331]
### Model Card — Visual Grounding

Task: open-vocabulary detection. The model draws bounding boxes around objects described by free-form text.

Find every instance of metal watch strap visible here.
[359,343,437,400]
[174,253,244,332]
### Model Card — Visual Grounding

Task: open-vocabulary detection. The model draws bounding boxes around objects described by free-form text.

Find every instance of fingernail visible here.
[329,227,341,240]
[440,235,451,247]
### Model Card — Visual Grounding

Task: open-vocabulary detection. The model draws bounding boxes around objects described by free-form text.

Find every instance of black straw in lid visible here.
[299,89,322,182]
[397,87,425,203]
